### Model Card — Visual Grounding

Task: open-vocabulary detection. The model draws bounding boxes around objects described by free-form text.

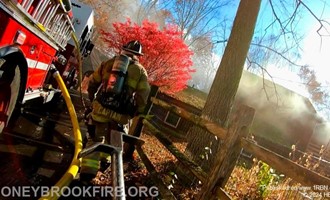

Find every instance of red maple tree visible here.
[100,18,194,93]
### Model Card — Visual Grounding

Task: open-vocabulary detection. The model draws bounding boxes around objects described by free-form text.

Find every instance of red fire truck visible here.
[0,0,94,133]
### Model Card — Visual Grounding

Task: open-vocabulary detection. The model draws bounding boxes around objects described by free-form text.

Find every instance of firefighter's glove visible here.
[84,107,93,121]
[138,114,154,121]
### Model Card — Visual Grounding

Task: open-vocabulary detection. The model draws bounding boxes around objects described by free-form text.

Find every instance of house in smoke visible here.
[149,70,325,157]
[306,123,330,160]
[235,71,322,156]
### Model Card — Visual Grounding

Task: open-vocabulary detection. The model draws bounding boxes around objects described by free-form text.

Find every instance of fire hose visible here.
[38,32,83,200]
[38,66,83,200]
[37,32,144,200]
[37,66,144,199]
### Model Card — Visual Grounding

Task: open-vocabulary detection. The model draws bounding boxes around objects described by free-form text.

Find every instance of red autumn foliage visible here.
[100,18,195,93]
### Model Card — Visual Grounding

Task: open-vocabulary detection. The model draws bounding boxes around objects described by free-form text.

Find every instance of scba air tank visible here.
[106,54,130,94]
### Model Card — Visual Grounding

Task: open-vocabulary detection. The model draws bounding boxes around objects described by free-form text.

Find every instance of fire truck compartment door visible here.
[26,45,55,89]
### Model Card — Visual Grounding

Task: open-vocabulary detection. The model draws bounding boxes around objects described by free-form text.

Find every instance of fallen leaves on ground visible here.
[94,129,201,199]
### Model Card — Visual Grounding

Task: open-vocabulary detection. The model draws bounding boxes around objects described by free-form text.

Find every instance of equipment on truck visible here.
[0,0,94,133]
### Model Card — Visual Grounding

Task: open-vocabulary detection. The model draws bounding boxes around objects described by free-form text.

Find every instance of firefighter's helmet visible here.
[123,41,143,56]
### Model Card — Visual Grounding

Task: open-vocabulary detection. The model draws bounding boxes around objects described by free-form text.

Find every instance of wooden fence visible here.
[127,86,330,199]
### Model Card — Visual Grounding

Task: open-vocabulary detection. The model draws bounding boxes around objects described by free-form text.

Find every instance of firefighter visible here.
[80,40,151,184]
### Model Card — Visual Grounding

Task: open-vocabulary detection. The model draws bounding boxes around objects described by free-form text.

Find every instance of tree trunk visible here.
[185,0,261,180]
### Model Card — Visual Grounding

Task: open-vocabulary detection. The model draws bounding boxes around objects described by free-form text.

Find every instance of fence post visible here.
[124,85,159,158]
[198,104,255,199]
[217,105,255,188]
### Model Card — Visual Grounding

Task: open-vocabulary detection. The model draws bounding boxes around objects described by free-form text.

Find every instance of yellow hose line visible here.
[39,71,83,200]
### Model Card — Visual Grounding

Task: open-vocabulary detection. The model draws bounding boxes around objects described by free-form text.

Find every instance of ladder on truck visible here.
[11,0,74,49]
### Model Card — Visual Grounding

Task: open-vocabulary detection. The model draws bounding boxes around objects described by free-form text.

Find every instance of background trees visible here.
[185,0,261,177]
[80,0,330,159]
[77,0,330,198]
[100,19,194,93]
[79,0,330,150]
[80,0,234,92]
[161,0,233,92]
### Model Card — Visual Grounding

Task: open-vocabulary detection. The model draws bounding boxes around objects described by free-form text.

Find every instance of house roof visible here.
[170,70,320,120]
[167,86,208,110]
[237,70,318,117]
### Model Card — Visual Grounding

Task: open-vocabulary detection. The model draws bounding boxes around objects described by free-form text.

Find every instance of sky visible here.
[256,0,330,121]
[187,0,330,96]
[301,24,330,84]
[200,0,330,120]
[256,0,330,96]
[277,23,330,99]
[208,0,330,102]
